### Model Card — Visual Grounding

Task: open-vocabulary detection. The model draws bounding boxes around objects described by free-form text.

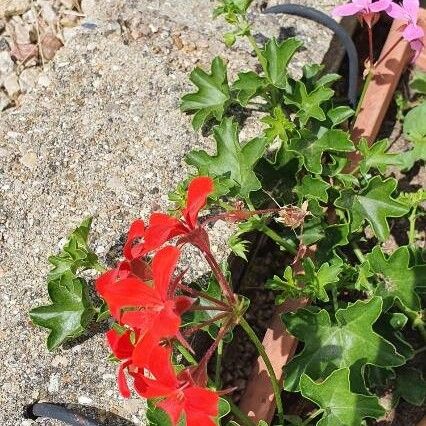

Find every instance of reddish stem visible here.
[197,318,232,369]
[367,25,374,67]
[183,312,229,337]
[191,304,231,312]
[176,282,229,309]
[203,250,237,304]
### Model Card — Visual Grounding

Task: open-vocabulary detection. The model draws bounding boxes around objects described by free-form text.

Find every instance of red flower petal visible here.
[129,258,153,281]
[174,296,194,315]
[123,219,145,260]
[117,360,132,398]
[152,246,181,300]
[106,329,134,360]
[100,277,160,319]
[184,386,219,417]
[182,176,214,229]
[120,309,158,331]
[132,213,184,257]
[131,332,161,368]
[158,395,184,426]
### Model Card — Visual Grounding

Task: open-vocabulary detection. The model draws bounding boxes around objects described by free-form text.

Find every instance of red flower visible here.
[106,328,136,398]
[133,345,219,426]
[125,176,214,259]
[96,246,193,367]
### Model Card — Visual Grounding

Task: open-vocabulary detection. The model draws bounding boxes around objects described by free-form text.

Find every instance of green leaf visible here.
[266,266,305,304]
[181,57,230,130]
[214,0,253,19]
[228,233,249,261]
[365,246,424,312]
[300,368,385,426]
[147,400,173,426]
[327,106,354,127]
[282,297,405,391]
[217,398,231,423]
[400,102,426,167]
[262,37,302,88]
[284,81,334,125]
[48,217,99,282]
[301,258,342,302]
[232,71,267,106]
[397,189,426,208]
[29,273,95,350]
[410,70,426,94]
[316,223,349,264]
[261,106,295,143]
[295,175,330,203]
[394,367,426,406]
[186,118,267,198]
[335,176,409,241]
[358,138,404,175]
[289,129,354,174]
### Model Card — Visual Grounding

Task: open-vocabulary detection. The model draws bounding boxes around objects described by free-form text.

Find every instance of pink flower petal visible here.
[403,23,425,41]
[410,39,424,62]
[403,0,419,20]
[386,2,407,19]
[369,0,392,12]
[332,2,364,17]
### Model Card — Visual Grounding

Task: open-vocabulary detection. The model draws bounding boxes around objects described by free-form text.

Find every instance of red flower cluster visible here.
[96,176,220,425]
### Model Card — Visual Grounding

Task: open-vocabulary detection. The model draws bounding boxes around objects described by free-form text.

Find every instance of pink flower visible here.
[333,0,392,19]
[386,0,424,60]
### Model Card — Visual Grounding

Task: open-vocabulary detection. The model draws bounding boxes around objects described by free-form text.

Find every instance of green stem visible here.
[351,242,365,263]
[215,339,223,389]
[226,397,256,426]
[354,70,374,117]
[239,317,284,424]
[259,223,297,255]
[176,342,197,365]
[414,345,426,356]
[301,409,324,426]
[331,287,339,313]
[398,305,426,343]
[408,206,417,247]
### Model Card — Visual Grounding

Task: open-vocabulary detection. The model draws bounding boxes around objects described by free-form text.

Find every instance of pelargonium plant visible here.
[30,1,425,425]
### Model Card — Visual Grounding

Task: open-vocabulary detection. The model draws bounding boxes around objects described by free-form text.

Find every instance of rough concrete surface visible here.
[0,1,340,424]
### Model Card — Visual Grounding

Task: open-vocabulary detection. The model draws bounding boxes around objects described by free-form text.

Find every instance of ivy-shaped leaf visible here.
[282,297,405,391]
[29,273,95,350]
[358,138,404,175]
[284,80,334,125]
[186,118,267,198]
[300,368,385,426]
[261,106,295,143]
[295,175,330,203]
[301,258,342,302]
[394,367,426,406]
[262,37,302,89]
[48,217,99,282]
[334,176,409,241]
[289,129,354,174]
[398,101,426,169]
[266,266,305,304]
[365,246,425,312]
[232,71,267,106]
[181,57,230,130]
[316,223,349,264]
[327,106,354,127]
[410,70,426,94]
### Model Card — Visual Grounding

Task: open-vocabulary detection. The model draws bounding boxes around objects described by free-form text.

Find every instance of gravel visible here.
[0,0,342,424]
